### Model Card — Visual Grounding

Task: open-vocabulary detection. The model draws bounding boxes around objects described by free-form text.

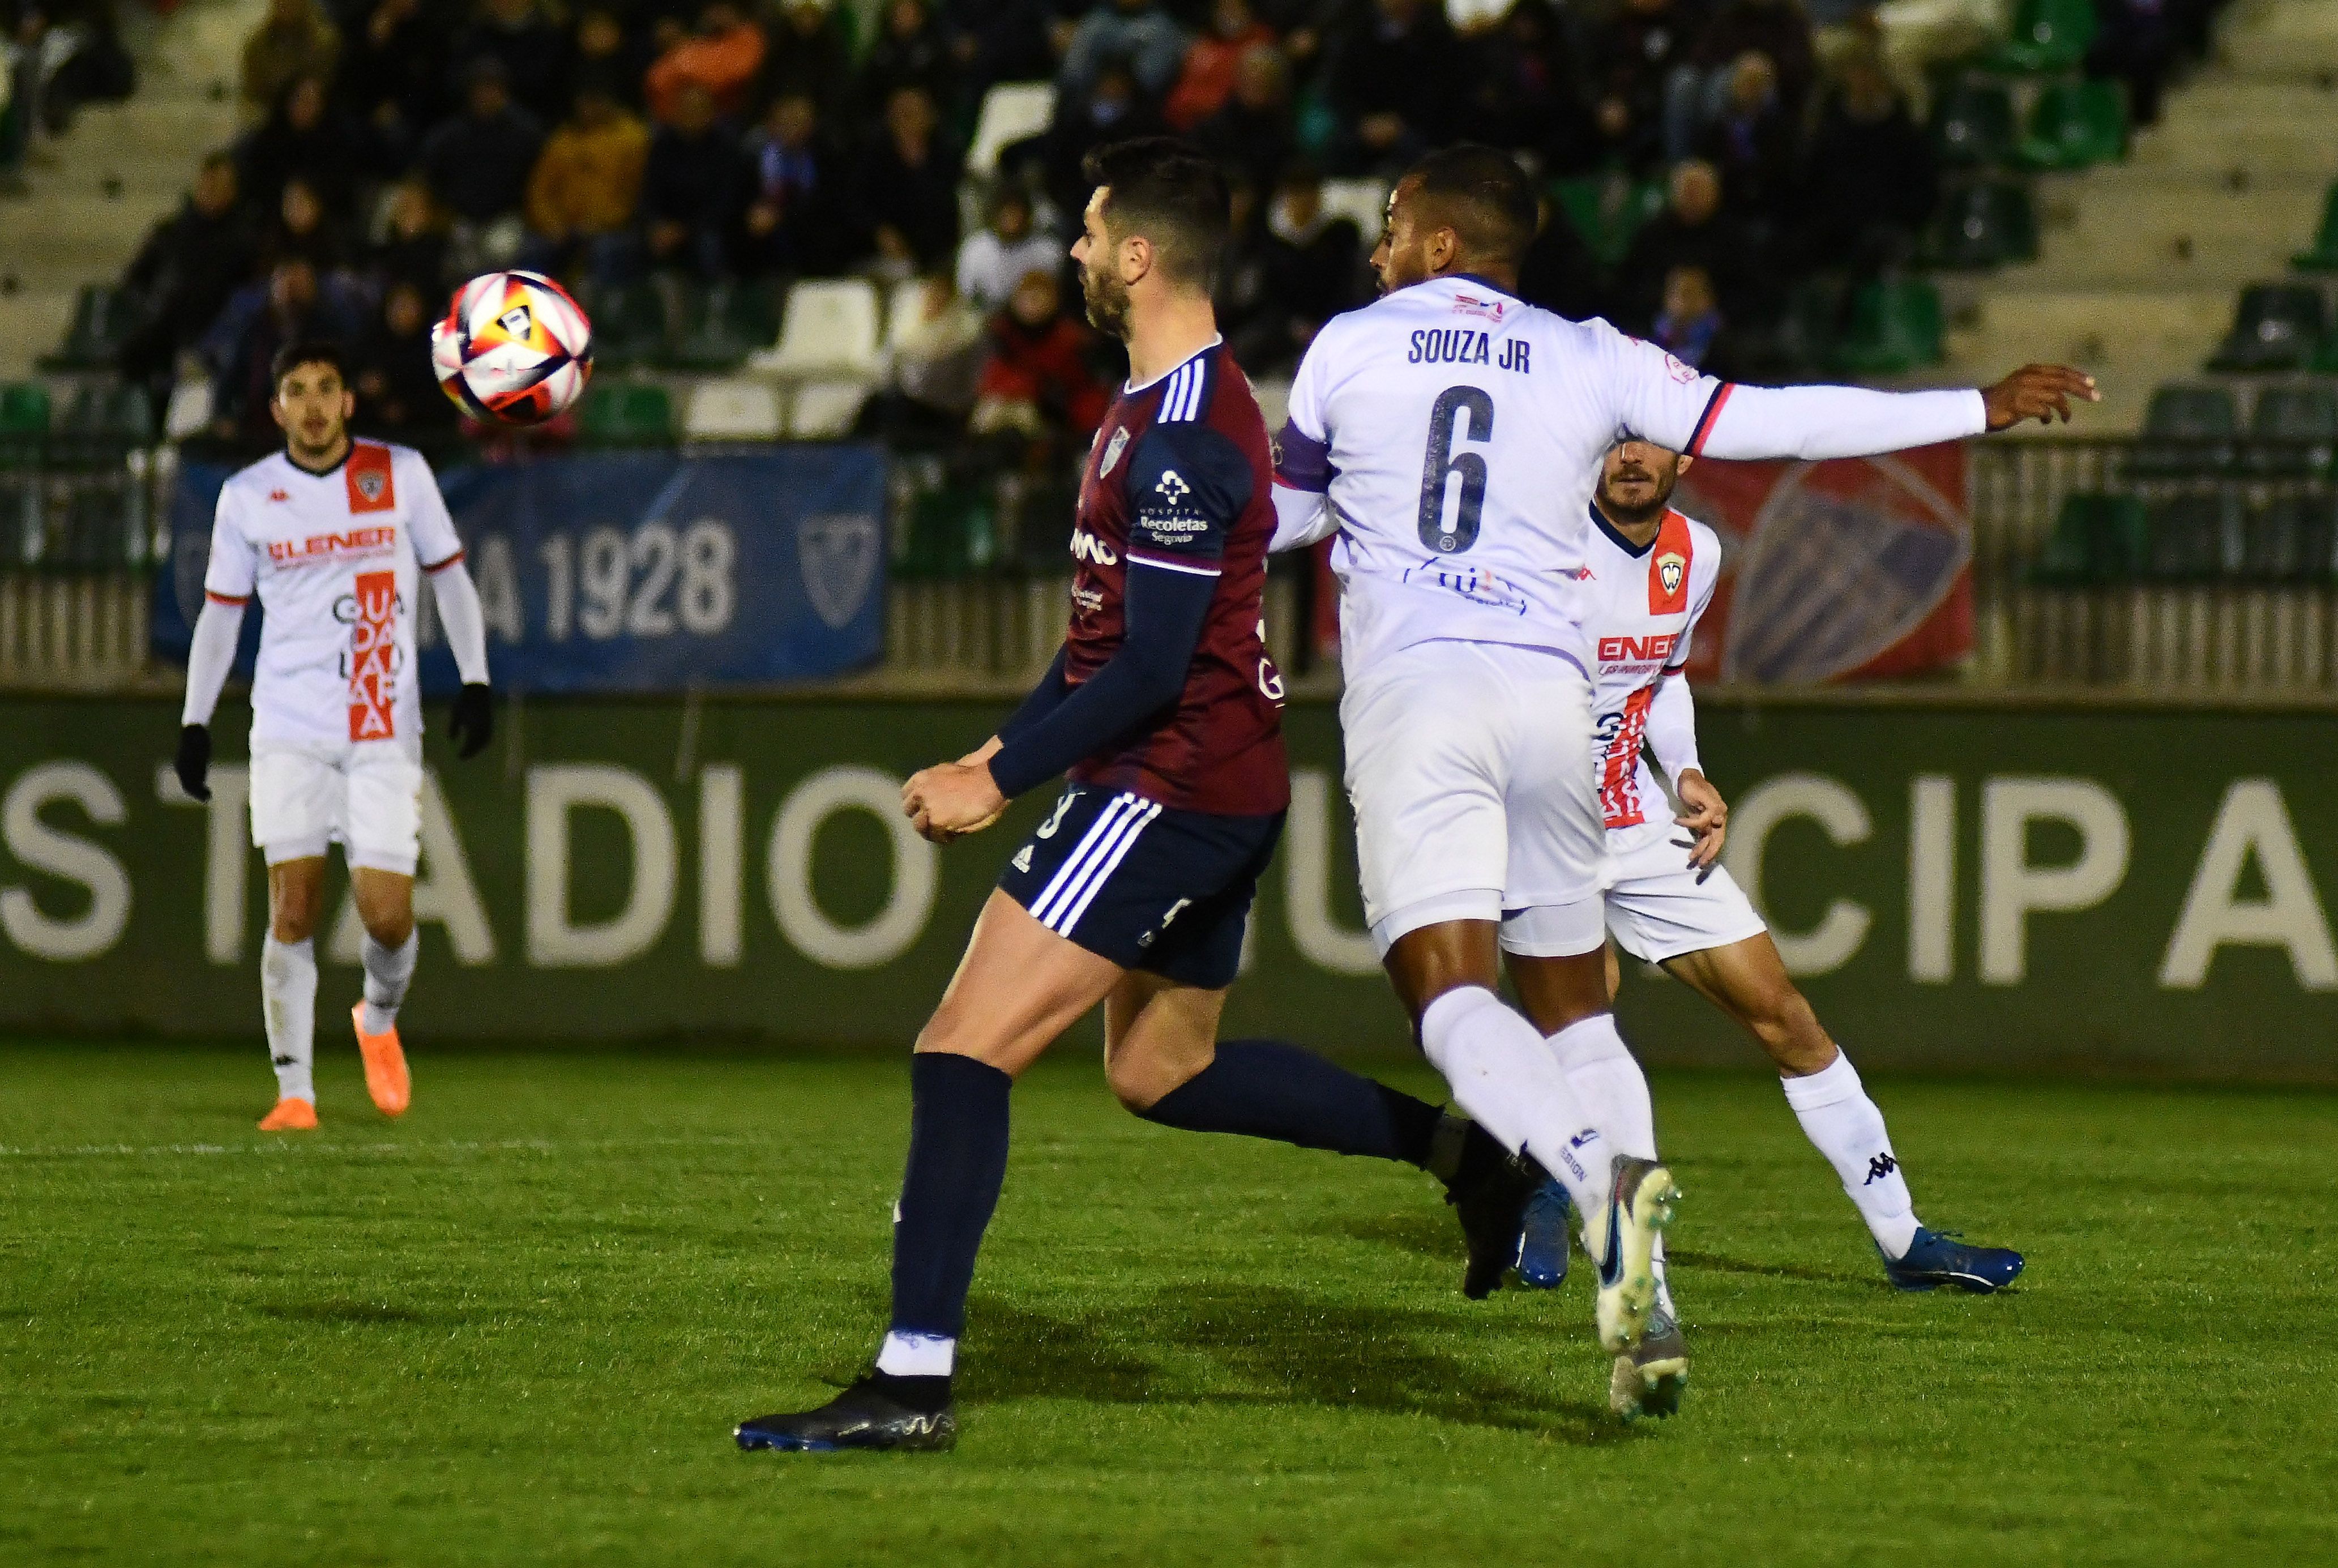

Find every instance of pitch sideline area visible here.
[2,1042,2328,1565]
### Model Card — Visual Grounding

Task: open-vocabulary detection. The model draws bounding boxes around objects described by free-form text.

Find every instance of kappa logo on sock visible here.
[272,1055,296,1067]
[1864,1152,1899,1185]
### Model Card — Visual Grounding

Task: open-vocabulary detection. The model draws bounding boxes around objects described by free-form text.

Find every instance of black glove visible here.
[448,683,493,759]
[175,724,212,802]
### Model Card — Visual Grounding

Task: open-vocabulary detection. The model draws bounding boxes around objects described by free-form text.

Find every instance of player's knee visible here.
[268,888,320,943]
[358,904,415,948]
[1102,1048,1160,1114]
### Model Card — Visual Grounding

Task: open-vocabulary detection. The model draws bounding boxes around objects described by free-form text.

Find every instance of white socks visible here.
[260,935,317,1103]
[360,930,420,1036]
[1546,1014,1672,1315]
[1420,985,1614,1225]
[1781,1050,1920,1259]
[877,1330,956,1377]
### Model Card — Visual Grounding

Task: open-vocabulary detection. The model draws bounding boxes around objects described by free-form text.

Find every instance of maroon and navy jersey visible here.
[1062,341,1289,815]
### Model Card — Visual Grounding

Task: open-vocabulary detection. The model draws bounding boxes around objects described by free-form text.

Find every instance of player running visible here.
[1264,145,2093,1370]
[174,340,494,1131]
[734,139,1530,1456]
[1500,438,2023,1417]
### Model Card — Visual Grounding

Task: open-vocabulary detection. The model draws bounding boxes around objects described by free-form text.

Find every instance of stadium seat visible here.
[2144,493,2246,583]
[1829,277,1945,374]
[667,280,783,372]
[0,382,49,467]
[2208,284,2327,373]
[2245,495,2338,583]
[1553,174,1668,267]
[1921,178,2038,270]
[51,384,153,467]
[582,282,675,372]
[2242,385,2338,477]
[1318,179,1390,241]
[897,485,997,580]
[163,378,214,443]
[2031,494,2147,586]
[2131,386,2239,478]
[2016,80,2128,172]
[967,82,1054,177]
[785,380,870,439]
[683,378,783,442]
[2290,183,2338,272]
[753,279,882,379]
[576,382,676,446]
[1931,82,2017,169]
[38,285,140,372]
[1985,0,2097,74]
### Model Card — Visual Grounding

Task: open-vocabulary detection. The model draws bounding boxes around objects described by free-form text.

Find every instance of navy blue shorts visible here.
[997,784,1285,989]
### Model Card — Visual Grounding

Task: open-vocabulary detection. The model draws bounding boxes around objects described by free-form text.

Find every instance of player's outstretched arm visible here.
[427,554,494,759]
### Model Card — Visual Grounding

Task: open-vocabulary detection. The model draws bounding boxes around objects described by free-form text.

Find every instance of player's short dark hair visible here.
[1404,143,1538,267]
[270,339,349,396]
[1080,136,1230,292]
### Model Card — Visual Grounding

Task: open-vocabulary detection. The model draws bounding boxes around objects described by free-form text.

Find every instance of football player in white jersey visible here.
[1267,145,2093,1369]
[173,341,494,1130]
[1502,439,2023,1416]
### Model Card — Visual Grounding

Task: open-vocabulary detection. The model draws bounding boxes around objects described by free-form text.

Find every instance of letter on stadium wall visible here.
[1,762,132,962]
[1724,774,1873,977]
[527,764,678,966]
[1908,775,1956,983]
[1980,777,2129,985]
[1284,770,1377,976]
[766,766,934,969]
[328,771,496,965]
[157,763,251,963]
[700,766,744,968]
[2160,780,2338,991]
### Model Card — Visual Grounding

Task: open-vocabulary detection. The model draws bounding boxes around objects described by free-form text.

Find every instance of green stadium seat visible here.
[37,285,140,371]
[2031,493,2147,586]
[2207,284,2326,373]
[897,485,997,581]
[1829,277,1945,374]
[665,280,784,372]
[575,382,676,446]
[1985,0,2097,74]
[1922,178,2039,270]
[2131,386,2238,479]
[2016,79,2128,172]
[2245,495,2338,583]
[2242,386,2338,477]
[50,383,154,467]
[2291,184,2338,272]
[0,382,50,467]
[579,281,673,371]
[1554,174,1667,267]
[1931,82,2017,168]
[2144,493,2246,583]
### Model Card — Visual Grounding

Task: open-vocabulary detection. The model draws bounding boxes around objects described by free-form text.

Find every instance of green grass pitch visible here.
[3,1039,2331,1566]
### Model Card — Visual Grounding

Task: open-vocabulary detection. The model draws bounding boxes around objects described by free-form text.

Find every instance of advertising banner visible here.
[152,445,887,693]
[1,696,2334,1078]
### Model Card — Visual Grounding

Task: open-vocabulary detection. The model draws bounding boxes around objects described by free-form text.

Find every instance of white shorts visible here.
[1504,827,1767,963]
[1342,639,1607,956]
[249,740,424,875]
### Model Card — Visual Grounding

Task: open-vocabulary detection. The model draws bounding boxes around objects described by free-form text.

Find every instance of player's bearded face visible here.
[1371,185,1433,294]
[1600,443,1684,516]
[272,369,351,462]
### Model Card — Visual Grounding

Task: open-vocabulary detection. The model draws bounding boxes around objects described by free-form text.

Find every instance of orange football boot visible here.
[352,1003,411,1118]
[258,1096,318,1131]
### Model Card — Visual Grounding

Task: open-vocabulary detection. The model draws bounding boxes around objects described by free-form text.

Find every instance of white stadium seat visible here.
[750,279,882,378]
[1250,377,1292,434]
[1318,178,1390,241]
[683,378,783,442]
[787,380,871,440]
[164,378,215,442]
[967,82,1054,177]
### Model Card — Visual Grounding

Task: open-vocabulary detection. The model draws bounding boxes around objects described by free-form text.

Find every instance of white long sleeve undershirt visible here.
[180,600,243,727]
[1643,668,1701,784]
[429,559,490,685]
[1696,385,1986,463]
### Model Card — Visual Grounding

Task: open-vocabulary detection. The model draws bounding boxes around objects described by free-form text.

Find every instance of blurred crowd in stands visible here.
[74,0,2231,454]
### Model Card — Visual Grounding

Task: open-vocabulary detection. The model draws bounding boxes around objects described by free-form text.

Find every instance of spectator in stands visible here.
[646,1,765,124]
[1652,263,1724,369]
[240,0,338,120]
[2089,0,2178,127]
[763,0,853,121]
[421,58,546,267]
[525,79,649,286]
[857,0,955,133]
[1590,0,1699,174]
[855,84,962,279]
[639,80,745,278]
[117,152,262,399]
[203,255,364,446]
[1226,163,1360,376]
[1695,51,1797,228]
[955,187,1061,316]
[1669,0,1813,160]
[862,272,986,439]
[337,0,448,169]
[1798,50,1935,277]
[1459,0,1595,172]
[371,176,453,297]
[352,280,456,435]
[1617,158,1752,331]
[266,174,348,276]
[1058,0,1190,102]
[1516,186,1601,320]
[453,0,572,127]
[1165,0,1276,133]
[971,267,1108,441]
[236,72,365,217]
[742,91,855,277]
[1192,43,1296,194]
[1326,0,1461,176]
[1041,62,1168,224]
[934,0,1057,99]
[571,6,648,112]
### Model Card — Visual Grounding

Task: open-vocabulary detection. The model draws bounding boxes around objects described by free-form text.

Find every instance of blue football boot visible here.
[1516,1176,1572,1289]
[1882,1227,2025,1293]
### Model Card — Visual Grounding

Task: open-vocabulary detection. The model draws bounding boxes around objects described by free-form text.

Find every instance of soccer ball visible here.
[431,271,594,426]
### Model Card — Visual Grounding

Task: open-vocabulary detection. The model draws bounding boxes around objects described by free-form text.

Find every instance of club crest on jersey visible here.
[355,469,386,504]
[1658,552,1685,598]
[1099,426,1130,477]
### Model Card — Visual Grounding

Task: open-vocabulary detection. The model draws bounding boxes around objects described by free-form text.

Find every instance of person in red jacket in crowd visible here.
[971,268,1110,439]
[1165,0,1276,131]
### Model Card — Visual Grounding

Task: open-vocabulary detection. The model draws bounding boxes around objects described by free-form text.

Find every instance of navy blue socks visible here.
[1136,1037,1443,1167]
[888,1052,1012,1341]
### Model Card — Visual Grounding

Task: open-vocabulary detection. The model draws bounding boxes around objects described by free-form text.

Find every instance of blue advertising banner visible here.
[153,445,887,693]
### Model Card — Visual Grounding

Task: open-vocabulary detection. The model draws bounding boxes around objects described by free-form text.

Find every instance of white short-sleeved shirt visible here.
[1577,506,1721,855]
[203,440,464,757]
[1276,275,1738,679]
